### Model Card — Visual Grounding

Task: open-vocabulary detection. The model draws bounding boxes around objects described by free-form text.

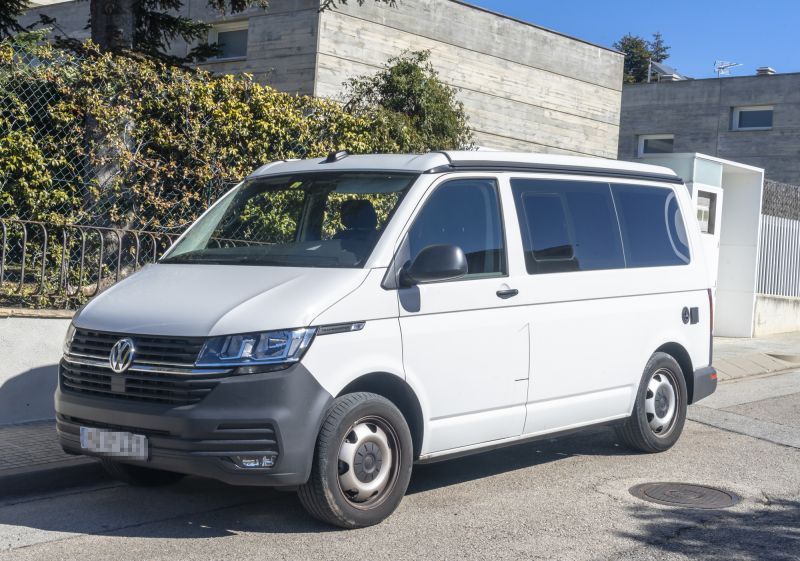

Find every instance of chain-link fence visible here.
[0,39,392,308]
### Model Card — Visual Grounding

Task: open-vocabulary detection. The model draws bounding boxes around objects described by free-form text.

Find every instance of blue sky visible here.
[467,0,800,79]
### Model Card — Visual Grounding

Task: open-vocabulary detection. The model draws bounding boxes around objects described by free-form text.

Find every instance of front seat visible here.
[333,199,379,262]
[333,199,378,241]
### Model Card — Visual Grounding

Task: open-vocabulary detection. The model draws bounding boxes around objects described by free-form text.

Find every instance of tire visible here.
[297,392,413,529]
[100,459,186,486]
[617,352,688,453]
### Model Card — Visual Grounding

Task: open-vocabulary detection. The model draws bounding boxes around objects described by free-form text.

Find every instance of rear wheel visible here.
[298,392,413,528]
[617,352,687,453]
[101,459,185,486]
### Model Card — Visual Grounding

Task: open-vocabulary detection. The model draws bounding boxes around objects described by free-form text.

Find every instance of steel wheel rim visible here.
[645,368,678,437]
[337,415,401,509]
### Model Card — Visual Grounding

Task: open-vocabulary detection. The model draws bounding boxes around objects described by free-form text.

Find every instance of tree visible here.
[343,50,472,152]
[0,0,28,40]
[78,0,395,61]
[613,32,671,84]
[649,32,670,63]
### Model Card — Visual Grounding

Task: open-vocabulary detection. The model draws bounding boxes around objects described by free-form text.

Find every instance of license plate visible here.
[80,426,148,460]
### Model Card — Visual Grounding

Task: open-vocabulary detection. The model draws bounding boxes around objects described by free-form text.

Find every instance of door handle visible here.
[496,288,519,299]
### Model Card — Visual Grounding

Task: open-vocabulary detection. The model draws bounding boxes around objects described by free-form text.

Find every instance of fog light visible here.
[232,455,275,468]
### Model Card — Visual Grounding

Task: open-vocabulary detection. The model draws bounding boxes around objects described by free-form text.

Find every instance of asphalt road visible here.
[2,370,799,561]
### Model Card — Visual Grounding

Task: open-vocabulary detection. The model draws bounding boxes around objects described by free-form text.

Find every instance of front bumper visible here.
[55,362,333,487]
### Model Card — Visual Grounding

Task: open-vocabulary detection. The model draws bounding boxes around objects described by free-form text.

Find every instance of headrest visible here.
[340,199,378,230]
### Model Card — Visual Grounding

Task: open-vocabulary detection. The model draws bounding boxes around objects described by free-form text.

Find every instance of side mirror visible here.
[399,244,468,287]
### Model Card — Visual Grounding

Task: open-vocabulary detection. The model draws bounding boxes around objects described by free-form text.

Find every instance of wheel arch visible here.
[338,373,425,460]
[654,342,695,403]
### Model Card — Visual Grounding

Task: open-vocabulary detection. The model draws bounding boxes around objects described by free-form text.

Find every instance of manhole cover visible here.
[629,483,740,509]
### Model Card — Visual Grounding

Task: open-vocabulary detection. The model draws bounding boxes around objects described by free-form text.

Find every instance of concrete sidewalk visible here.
[1,331,798,498]
[713,330,800,380]
[0,421,105,498]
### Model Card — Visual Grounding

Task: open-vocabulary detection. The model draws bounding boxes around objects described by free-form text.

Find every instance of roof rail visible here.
[424,159,683,184]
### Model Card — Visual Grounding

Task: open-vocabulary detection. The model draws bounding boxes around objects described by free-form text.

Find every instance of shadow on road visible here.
[408,426,626,495]
[0,426,629,538]
[618,499,800,560]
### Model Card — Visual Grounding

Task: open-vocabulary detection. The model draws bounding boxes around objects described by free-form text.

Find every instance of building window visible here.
[732,106,773,131]
[696,191,717,234]
[637,134,674,157]
[209,21,249,60]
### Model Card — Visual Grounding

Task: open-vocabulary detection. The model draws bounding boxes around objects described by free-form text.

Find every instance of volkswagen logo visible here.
[109,338,135,373]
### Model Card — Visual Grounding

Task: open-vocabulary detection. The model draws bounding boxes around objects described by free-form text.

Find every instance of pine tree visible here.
[0,0,28,39]
[613,32,671,83]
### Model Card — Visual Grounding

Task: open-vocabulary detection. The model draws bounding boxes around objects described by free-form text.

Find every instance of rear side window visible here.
[511,180,625,274]
[612,184,690,267]
[407,179,506,277]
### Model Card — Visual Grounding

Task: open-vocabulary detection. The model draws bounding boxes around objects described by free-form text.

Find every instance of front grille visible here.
[58,415,172,437]
[70,328,205,366]
[60,361,223,405]
[62,328,225,406]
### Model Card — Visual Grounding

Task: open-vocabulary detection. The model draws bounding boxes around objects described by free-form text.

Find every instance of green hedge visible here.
[0,36,469,231]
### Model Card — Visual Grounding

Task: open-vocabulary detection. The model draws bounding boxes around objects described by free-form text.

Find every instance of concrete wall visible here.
[0,314,71,425]
[754,295,800,337]
[316,0,623,157]
[21,0,320,95]
[190,0,320,95]
[619,73,800,185]
[22,0,624,157]
[18,2,90,42]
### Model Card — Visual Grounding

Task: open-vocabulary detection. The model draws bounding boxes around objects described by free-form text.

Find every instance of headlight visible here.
[196,328,316,367]
[63,324,76,354]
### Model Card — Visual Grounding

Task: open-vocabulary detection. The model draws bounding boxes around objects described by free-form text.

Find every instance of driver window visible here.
[407,178,506,278]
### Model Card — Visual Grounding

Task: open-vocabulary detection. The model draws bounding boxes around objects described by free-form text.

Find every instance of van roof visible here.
[248,151,683,184]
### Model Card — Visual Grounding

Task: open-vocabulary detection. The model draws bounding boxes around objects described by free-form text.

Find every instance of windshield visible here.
[161,172,417,268]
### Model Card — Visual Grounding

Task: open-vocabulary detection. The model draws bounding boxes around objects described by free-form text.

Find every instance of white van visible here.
[57,151,717,528]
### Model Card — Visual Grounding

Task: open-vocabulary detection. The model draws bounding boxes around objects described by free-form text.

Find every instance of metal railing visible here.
[758,214,800,298]
[0,218,177,303]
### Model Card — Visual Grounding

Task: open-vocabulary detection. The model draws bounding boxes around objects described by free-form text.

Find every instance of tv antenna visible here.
[714,61,742,77]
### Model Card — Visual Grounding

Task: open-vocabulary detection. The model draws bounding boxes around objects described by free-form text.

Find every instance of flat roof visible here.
[249,151,681,183]
[625,71,800,86]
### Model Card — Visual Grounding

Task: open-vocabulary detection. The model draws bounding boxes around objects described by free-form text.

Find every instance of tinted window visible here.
[512,180,625,274]
[612,184,690,267]
[408,179,505,277]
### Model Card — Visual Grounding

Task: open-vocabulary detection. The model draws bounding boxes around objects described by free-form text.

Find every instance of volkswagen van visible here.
[57,151,717,528]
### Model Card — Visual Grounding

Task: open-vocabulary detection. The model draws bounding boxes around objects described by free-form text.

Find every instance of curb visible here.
[0,308,74,319]
[714,353,800,381]
[0,457,108,499]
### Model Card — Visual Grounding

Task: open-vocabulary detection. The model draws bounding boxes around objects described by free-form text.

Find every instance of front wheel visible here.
[617,352,687,453]
[297,392,413,528]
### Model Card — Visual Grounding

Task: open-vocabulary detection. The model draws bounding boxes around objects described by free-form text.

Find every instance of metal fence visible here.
[0,217,177,306]
[758,214,800,298]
